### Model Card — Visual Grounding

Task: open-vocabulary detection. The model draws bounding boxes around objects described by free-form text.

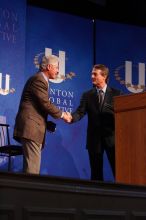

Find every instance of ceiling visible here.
[27,0,146,27]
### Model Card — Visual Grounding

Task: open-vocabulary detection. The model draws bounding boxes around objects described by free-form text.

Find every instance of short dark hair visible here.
[93,64,109,82]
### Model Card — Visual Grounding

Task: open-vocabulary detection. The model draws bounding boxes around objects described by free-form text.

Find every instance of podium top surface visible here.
[114,92,146,112]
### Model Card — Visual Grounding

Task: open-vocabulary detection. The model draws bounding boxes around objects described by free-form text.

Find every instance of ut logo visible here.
[0,73,10,95]
[115,61,145,93]
[45,48,65,84]
[0,73,15,95]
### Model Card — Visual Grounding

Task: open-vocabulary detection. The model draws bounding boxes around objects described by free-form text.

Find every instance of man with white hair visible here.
[14,55,69,174]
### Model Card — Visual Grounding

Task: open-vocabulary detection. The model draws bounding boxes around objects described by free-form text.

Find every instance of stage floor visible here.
[1,171,146,220]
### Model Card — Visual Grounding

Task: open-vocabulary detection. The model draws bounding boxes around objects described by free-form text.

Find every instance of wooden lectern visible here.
[114,92,146,186]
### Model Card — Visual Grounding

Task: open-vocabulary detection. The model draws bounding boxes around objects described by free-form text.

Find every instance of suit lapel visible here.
[104,86,112,105]
[90,87,113,111]
[37,72,49,89]
[91,87,100,109]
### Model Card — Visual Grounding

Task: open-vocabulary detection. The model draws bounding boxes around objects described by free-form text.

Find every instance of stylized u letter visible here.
[0,73,10,95]
[125,61,145,93]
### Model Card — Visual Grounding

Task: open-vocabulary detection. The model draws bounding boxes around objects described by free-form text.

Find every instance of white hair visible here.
[40,55,59,70]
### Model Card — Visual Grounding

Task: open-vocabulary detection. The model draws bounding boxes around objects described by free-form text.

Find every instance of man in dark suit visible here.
[68,64,122,181]
[13,55,69,174]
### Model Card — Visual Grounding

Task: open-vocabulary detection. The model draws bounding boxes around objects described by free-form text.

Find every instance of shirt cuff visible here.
[61,112,64,119]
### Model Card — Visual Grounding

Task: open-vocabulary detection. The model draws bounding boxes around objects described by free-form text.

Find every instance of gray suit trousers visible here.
[22,138,42,174]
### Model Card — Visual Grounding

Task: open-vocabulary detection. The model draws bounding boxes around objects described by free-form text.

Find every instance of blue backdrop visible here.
[1,1,146,181]
[0,0,26,170]
[95,20,146,94]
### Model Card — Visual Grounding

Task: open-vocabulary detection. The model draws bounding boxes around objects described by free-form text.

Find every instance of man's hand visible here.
[62,112,72,123]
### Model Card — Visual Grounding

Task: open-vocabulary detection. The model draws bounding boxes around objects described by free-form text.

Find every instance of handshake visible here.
[62,112,72,123]
[47,112,72,133]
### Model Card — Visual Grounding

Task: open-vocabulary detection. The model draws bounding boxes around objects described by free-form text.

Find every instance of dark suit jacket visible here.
[72,86,122,153]
[13,72,62,145]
